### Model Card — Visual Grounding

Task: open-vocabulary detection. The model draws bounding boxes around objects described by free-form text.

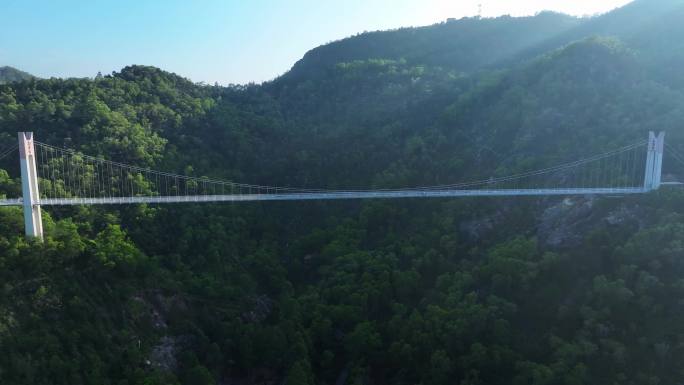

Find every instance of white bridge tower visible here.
[644,131,665,191]
[18,132,43,240]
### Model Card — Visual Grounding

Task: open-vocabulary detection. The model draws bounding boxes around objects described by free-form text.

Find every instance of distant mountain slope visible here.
[0,66,34,84]
[443,37,684,172]
[509,0,684,86]
[283,0,684,89]
[281,12,583,83]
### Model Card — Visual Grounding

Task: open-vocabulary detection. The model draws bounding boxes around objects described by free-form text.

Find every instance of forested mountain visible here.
[284,12,581,83]
[3,1,684,384]
[0,66,34,84]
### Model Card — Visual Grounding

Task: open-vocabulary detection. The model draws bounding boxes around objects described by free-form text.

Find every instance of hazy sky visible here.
[1,0,633,85]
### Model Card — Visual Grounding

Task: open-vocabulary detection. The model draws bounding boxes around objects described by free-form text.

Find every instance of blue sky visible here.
[1,0,632,85]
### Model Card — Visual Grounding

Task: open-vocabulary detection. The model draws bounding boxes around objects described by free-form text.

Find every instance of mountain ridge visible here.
[281,12,583,85]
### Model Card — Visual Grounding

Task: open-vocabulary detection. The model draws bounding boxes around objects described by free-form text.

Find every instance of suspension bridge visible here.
[0,131,675,240]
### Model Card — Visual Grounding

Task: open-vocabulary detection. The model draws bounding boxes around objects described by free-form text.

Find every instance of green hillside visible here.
[2,1,684,384]
[284,12,581,82]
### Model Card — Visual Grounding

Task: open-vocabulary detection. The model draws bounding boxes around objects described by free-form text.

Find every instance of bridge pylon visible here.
[18,132,43,240]
[644,131,665,191]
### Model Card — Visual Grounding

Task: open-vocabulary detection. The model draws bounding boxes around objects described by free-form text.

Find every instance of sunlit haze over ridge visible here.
[1,0,633,85]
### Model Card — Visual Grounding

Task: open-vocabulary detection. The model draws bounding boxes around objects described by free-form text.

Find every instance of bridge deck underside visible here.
[0,187,649,206]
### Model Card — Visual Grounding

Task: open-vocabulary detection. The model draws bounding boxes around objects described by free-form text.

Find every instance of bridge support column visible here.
[643,131,665,191]
[652,131,665,189]
[18,132,43,240]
